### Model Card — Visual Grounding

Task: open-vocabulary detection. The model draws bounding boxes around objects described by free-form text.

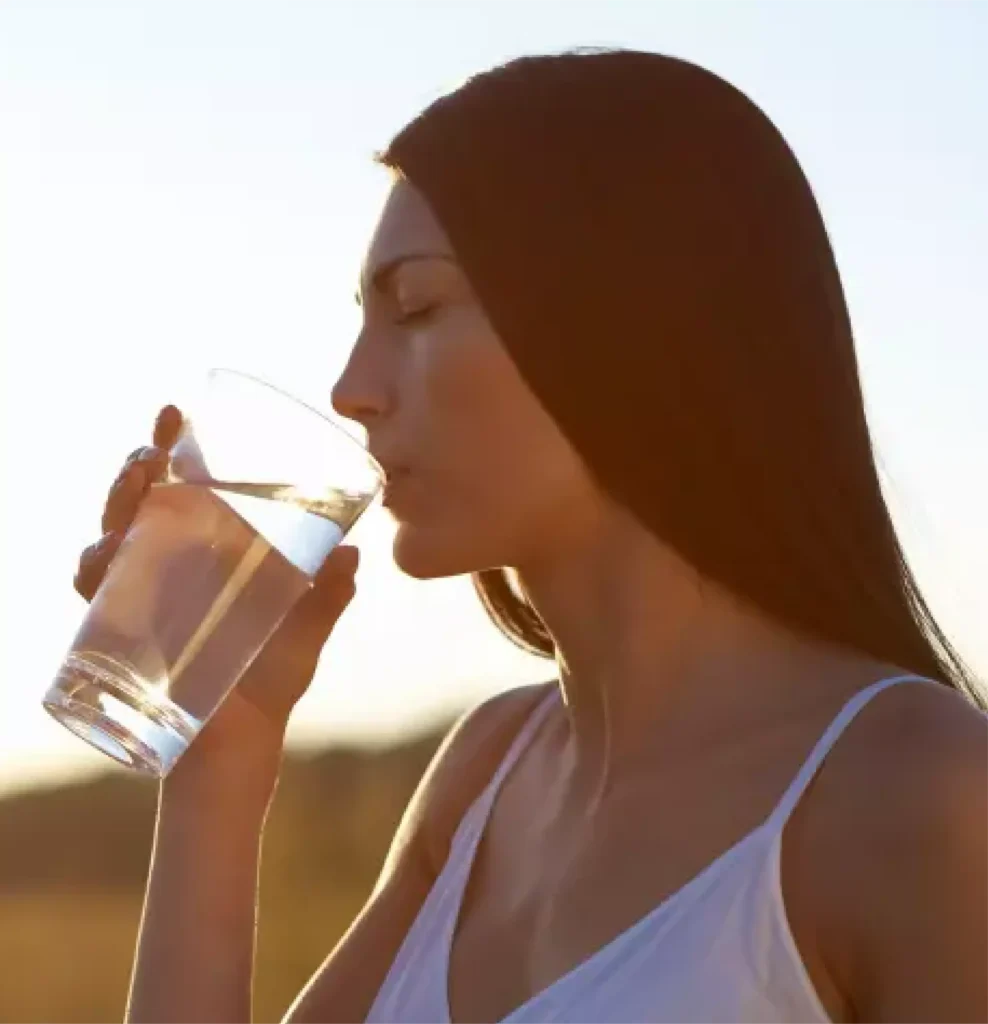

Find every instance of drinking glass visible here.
[43,369,383,776]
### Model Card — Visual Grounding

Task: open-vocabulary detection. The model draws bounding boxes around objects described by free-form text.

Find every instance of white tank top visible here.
[366,673,940,1023]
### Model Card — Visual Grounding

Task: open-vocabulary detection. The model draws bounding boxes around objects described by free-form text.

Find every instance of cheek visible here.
[391,317,589,576]
[414,317,552,500]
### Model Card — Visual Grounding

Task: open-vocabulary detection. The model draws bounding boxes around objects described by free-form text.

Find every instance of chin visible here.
[391,521,493,581]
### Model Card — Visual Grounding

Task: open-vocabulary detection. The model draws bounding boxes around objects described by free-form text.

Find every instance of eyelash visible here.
[394,303,439,327]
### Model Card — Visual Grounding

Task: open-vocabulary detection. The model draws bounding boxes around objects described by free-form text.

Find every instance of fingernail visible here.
[88,533,122,568]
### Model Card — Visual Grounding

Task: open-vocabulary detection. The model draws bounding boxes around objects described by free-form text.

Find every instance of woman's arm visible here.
[125,753,280,1023]
[860,724,987,1021]
[824,685,988,1023]
[123,680,549,1024]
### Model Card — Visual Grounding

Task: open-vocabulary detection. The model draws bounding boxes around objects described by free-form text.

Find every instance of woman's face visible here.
[332,177,601,579]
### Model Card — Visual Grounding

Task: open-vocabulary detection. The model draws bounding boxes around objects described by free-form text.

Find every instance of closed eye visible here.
[394,303,439,327]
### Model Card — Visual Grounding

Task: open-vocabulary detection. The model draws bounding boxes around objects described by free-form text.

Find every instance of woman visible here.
[77,51,986,1022]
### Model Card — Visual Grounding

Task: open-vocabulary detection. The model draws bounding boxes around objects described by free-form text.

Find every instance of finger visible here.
[112,444,168,488]
[324,544,360,578]
[292,545,360,646]
[309,545,360,608]
[74,532,124,601]
[136,444,171,484]
[102,467,143,535]
[102,449,168,534]
[153,405,183,449]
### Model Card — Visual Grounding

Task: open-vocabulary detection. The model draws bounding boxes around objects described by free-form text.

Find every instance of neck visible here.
[514,503,874,797]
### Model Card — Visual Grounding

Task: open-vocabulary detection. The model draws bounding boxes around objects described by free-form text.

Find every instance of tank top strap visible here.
[452,685,560,852]
[487,685,559,795]
[765,673,943,832]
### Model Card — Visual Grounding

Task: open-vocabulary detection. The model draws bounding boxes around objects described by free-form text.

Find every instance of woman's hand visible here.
[74,404,360,795]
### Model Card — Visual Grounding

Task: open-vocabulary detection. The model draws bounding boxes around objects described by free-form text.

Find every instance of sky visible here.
[1,0,985,796]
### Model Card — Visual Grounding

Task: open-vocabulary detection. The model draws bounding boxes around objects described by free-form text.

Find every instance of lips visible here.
[379,463,411,505]
[376,461,407,485]
[370,448,414,509]
[382,474,413,513]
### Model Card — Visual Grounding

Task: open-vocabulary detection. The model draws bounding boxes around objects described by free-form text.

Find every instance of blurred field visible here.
[0,728,444,1023]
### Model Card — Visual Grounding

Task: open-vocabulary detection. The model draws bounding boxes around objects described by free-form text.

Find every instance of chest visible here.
[446,744,827,1023]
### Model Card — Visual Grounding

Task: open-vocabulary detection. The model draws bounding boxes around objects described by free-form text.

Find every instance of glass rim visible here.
[206,366,385,484]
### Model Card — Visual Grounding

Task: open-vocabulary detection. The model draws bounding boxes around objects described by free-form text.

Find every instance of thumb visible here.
[321,543,360,579]
[292,544,360,646]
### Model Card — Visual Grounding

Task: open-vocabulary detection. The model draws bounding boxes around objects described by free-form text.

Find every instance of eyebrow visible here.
[355,253,457,306]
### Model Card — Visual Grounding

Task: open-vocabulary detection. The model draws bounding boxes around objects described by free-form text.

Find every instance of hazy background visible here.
[3,0,985,798]
[1,1,985,1019]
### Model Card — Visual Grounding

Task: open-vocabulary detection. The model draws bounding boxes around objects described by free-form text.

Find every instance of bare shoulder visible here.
[398,680,556,875]
[282,681,554,1023]
[805,680,988,1022]
[833,681,986,836]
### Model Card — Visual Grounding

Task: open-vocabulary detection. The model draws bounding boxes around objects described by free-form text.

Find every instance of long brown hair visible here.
[383,50,984,708]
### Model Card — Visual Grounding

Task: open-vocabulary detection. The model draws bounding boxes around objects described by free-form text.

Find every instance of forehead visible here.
[363,177,455,274]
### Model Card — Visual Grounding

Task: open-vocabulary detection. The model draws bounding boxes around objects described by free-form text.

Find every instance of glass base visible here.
[43,653,200,777]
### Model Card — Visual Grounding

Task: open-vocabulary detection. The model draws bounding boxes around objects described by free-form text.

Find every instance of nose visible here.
[331,331,391,429]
